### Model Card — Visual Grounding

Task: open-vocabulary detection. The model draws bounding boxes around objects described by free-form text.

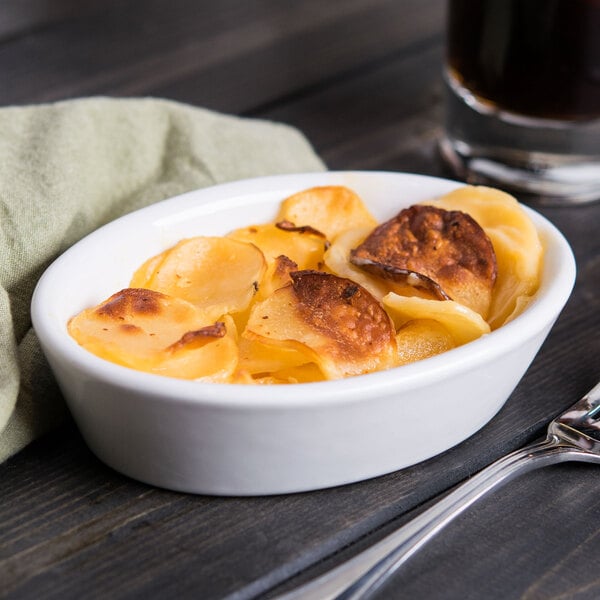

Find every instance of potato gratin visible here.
[68,185,543,383]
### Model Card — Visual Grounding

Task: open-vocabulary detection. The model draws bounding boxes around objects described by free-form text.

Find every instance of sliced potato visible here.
[256,255,298,300]
[327,226,443,303]
[383,292,490,346]
[232,254,299,334]
[70,184,542,386]
[324,226,390,300]
[130,253,165,289]
[130,236,266,322]
[244,271,397,379]
[423,186,542,328]
[395,319,456,365]
[156,315,238,382]
[351,205,497,318]
[237,363,326,385]
[68,288,238,380]
[237,334,310,375]
[267,363,326,384]
[276,186,377,241]
[227,222,326,270]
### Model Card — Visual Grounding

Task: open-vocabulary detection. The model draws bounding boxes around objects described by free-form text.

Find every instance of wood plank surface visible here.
[0,0,444,110]
[1,1,599,599]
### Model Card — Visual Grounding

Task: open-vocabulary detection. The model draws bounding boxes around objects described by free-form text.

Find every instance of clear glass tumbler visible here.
[440,0,600,205]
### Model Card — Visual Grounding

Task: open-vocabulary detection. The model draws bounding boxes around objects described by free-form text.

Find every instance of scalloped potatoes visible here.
[68,185,542,383]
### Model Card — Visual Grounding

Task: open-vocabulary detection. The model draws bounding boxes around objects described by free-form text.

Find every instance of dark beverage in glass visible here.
[441,0,600,204]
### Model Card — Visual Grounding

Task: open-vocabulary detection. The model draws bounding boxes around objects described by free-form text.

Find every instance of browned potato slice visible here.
[244,270,397,379]
[326,226,438,302]
[130,236,266,322]
[350,205,497,318]
[275,220,328,239]
[423,186,542,328]
[68,288,238,380]
[324,226,390,300]
[276,186,378,241]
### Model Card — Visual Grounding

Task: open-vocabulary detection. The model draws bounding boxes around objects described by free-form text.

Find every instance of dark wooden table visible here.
[2,1,599,599]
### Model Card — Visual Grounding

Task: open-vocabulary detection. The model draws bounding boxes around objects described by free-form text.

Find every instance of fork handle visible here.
[281,436,594,600]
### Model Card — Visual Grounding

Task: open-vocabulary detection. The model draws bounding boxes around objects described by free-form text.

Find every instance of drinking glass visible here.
[440,0,600,205]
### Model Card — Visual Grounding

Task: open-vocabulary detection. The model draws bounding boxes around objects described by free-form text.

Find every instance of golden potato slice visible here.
[272,364,326,383]
[232,254,299,334]
[227,222,326,271]
[423,186,542,328]
[324,226,390,300]
[255,364,326,384]
[130,236,266,322]
[257,255,298,300]
[237,334,310,375]
[244,271,397,379]
[383,292,491,346]
[395,319,456,366]
[350,205,497,318]
[156,315,238,382]
[130,253,164,289]
[235,362,325,385]
[68,288,238,380]
[276,186,378,241]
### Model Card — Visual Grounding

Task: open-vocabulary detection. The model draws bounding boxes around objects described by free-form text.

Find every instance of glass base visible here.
[439,137,600,205]
[442,75,600,206]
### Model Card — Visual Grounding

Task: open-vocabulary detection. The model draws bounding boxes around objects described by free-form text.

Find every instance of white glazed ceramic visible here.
[31,172,576,495]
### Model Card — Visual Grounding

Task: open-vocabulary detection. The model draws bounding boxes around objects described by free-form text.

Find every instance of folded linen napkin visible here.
[0,96,325,462]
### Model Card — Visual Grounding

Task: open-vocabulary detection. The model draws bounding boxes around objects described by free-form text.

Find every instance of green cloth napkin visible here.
[0,96,325,462]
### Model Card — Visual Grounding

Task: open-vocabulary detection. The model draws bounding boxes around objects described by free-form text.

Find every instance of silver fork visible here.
[280,380,600,600]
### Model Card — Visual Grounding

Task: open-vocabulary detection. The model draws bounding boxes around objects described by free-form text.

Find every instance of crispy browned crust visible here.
[95,288,167,319]
[167,322,226,351]
[276,220,327,239]
[90,288,227,349]
[276,220,331,251]
[273,254,298,278]
[350,205,497,309]
[289,270,395,356]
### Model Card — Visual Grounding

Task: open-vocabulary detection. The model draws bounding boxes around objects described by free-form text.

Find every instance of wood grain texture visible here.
[0,0,444,110]
[1,0,599,598]
[0,0,107,42]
